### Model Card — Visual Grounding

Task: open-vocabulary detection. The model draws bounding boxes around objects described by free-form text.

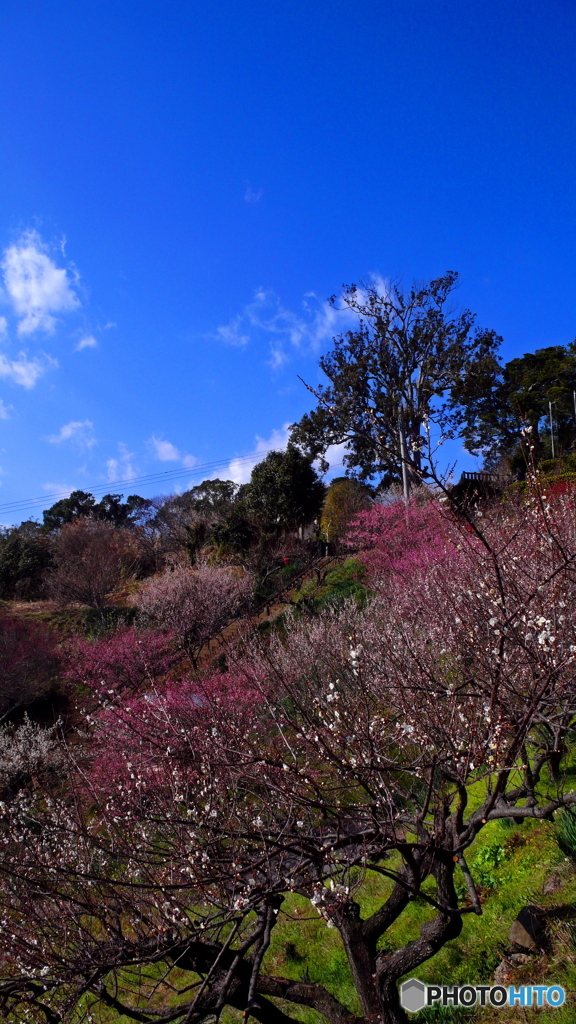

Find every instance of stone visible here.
[493,953,533,985]
[509,905,548,950]
[542,872,563,895]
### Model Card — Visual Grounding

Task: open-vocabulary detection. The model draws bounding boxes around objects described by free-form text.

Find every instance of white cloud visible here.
[47,420,96,450]
[75,334,97,351]
[148,434,197,469]
[0,351,56,388]
[319,441,349,477]
[2,230,80,335]
[244,184,264,204]
[106,442,137,483]
[215,286,363,369]
[42,483,75,498]
[0,399,11,419]
[216,423,291,485]
[0,317,7,340]
[216,316,250,348]
[149,435,180,461]
[103,321,116,330]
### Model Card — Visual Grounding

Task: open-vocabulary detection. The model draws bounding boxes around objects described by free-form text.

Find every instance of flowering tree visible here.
[133,562,252,665]
[0,613,60,722]
[343,493,454,578]
[1,491,576,1024]
[63,626,177,699]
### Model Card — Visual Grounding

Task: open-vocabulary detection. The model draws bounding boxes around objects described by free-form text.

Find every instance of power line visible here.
[0,449,277,519]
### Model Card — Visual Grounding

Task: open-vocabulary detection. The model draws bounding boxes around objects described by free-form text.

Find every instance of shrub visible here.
[0,523,53,600]
[48,520,144,609]
[556,808,576,861]
[0,614,61,722]
[344,495,454,579]
[0,716,65,794]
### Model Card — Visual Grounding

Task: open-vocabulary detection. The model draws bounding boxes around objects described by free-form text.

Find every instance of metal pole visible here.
[398,411,410,503]
[549,401,555,459]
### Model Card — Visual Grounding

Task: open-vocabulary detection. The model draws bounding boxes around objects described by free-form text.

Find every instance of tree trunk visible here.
[398,414,410,503]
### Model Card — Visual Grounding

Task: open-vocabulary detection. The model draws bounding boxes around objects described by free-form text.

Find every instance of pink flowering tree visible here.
[63,626,178,699]
[133,562,253,665]
[344,493,455,579]
[1,490,576,1024]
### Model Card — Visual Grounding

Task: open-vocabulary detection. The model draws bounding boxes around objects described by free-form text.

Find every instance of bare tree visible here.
[1,490,576,1024]
[48,519,144,609]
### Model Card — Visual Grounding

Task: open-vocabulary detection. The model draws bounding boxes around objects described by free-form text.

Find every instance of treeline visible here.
[4,271,576,606]
[0,451,372,605]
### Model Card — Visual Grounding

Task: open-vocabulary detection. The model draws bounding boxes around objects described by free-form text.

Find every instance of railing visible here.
[460,471,509,484]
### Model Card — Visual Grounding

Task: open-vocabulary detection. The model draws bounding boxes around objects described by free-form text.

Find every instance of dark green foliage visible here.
[241,445,325,533]
[291,272,502,486]
[456,342,576,470]
[42,490,151,531]
[556,808,576,861]
[210,505,256,552]
[182,479,239,513]
[0,522,54,600]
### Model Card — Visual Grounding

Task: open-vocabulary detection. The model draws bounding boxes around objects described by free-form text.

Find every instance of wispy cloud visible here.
[148,434,197,470]
[149,436,180,461]
[215,423,291,485]
[42,482,75,498]
[106,442,137,483]
[244,184,264,204]
[0,399,12,419]
[75,334,97,351]
[47,419,96,451]
[215,286,362,369]
[2,230,80,335]
[0,317,7,340]
[216,316,251,347]
[0,351,56,388]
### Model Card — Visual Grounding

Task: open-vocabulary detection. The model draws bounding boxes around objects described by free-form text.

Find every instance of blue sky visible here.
[0,0,575,523]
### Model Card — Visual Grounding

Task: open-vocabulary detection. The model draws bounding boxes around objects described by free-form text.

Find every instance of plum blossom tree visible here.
[133,562,252,665]
[343,492,454,578]
[1,489,576,1024]
[63,626,177,699]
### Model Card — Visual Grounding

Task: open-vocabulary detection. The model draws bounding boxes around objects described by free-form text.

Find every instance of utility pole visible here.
[398,410,410,504]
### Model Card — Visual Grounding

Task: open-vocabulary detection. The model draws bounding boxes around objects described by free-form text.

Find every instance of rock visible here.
[542,872,563,895]
[493,959,513,984]
[508,953,533,965]
[509,905,548,950]
[493,952,533,985]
